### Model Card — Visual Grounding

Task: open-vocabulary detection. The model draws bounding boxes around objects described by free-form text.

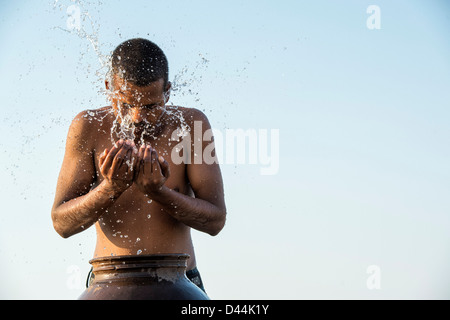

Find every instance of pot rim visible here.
[89,253,190,265]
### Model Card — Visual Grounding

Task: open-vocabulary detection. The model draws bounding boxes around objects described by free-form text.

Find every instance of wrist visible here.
[98,180,125,200]
[145,185,169,201]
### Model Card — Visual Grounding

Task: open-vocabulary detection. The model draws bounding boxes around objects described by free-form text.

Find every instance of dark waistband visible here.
[186,267,199,278]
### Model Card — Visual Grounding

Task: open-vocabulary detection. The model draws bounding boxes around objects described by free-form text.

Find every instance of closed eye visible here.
[143,104,157,110]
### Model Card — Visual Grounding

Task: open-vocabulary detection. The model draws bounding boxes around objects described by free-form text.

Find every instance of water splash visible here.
[52,0,212,149]
[170,53,209,102]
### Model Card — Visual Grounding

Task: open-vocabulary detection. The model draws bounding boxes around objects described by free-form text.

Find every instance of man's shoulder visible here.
[71,106,112,128]
[169,106,209,123]
[68,106,112,144]
[73,106,112,122]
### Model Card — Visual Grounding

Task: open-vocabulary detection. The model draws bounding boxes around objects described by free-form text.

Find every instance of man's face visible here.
[107,74,170,124]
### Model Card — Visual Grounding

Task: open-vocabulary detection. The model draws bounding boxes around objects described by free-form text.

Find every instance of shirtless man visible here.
[51,38,227,293]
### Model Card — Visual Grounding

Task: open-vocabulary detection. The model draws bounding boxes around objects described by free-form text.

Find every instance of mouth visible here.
[135,120,158,131]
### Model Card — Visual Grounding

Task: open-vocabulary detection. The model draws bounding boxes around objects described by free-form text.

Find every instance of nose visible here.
[130,108,145,123]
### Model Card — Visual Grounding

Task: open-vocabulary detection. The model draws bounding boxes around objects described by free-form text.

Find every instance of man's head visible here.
[106,38,171,124]
[111,38,169,87]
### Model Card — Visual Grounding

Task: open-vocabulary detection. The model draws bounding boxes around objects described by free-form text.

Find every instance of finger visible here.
[130,147,138,171]
[135,144,146,176]
[122,140,137,176]
[132,151,140,180]
[111,143,131,173]
[122,148,134,174]
[138,144,145,162]
[128,139,137,153]
[113,139,122,148]
[151,149,159,174]
[143,145,152,175]
[99,148,108,167]
[158,155,170,179]
[99,149,109,176]
[102,140,124,171]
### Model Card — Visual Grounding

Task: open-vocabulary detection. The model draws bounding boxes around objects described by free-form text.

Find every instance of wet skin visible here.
[51,76,226,271]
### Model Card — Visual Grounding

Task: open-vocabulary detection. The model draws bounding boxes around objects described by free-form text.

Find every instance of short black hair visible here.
[111,38,169,87]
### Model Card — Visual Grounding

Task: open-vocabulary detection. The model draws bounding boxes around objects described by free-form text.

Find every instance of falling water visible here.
[53,0,209,148]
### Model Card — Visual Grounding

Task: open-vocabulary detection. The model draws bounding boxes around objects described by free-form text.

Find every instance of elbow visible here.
[208,210,227,237]
[55,227,71,239]
[53,221,71,239]
[51,212,72,239]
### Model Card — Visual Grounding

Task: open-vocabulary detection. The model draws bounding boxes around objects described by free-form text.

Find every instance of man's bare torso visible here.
[79,105,197,269]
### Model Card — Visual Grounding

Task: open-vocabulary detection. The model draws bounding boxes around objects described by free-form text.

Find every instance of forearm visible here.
[52,180,123,238]
[150,186,226,236]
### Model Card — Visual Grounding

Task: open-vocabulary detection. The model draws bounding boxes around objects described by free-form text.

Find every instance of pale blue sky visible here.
[0,0,450,299]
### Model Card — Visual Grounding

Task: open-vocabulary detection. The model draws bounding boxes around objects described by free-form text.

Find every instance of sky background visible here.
[0,0,450,299]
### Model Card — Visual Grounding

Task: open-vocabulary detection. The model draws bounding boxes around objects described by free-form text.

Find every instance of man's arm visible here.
[150,185,226,236]
[134,109,226,236]
[51,112,136,238]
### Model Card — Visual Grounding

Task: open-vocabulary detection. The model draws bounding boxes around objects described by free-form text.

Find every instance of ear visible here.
[164,81,172,103]
[105,79,110,91]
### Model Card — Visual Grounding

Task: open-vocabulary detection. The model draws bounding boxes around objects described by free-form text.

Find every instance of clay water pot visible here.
[78,253,209,300]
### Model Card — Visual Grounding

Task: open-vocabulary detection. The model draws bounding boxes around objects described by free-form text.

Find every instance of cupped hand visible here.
[134,144,171,197]
[98,139,138,194]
